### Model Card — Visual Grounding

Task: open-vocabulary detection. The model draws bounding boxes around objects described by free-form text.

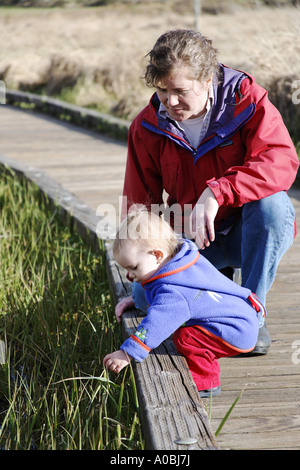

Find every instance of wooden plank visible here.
[5,89,131,142]
[123,318,217,450]
[105,241,219,450]
[0,105,127,216]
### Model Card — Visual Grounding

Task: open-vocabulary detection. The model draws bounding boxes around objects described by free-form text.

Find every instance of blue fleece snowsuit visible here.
[120,239,264,362]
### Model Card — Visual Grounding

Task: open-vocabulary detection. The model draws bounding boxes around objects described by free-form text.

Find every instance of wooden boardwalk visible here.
[0,105,128,213]
[1,105,300,450]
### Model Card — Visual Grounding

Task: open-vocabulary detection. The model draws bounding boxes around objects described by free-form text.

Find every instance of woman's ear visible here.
[204,76,213,90]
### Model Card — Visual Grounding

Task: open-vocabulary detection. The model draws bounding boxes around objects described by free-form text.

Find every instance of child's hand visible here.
[115,296,135,323]
[103,350,131,374]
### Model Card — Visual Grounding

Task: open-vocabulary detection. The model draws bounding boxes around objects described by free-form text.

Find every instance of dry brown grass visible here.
[0,1,300,130]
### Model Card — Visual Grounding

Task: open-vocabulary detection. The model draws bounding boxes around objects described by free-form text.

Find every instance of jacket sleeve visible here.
[208,79,299,207]
[122,116,164,217]
[120,287,190,362]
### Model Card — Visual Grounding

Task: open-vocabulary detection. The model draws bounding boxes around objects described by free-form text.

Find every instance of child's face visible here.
[115,241,165,283]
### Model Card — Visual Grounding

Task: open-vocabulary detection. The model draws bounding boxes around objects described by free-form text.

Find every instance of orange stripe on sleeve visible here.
[130,335,151,352]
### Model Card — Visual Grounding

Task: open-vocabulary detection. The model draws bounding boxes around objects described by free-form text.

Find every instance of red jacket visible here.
[123,65,299,232]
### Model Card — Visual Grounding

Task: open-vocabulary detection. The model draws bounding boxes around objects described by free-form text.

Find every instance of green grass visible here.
[0,168,144,450]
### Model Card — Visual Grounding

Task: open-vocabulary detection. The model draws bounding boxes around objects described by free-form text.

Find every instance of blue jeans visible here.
[132,191,295,311]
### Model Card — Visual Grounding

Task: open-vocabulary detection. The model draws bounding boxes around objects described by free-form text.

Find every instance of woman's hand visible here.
[103,350,131,374]
[190,187,219,250]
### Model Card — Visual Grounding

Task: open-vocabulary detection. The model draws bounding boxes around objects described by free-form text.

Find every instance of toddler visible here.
[103,208,265,397]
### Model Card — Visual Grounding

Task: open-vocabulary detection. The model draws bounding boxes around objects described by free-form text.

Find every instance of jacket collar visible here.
[141,239,199,287]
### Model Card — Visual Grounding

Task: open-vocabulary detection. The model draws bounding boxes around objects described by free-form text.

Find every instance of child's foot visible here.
[199,386,221,398]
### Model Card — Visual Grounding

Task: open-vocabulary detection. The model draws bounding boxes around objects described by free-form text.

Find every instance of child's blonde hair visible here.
[113,206,181,257]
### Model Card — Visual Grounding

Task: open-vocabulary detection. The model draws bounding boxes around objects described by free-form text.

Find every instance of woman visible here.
[121,29,299,354]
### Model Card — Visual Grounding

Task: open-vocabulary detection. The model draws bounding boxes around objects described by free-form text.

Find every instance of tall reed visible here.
[0,168,143,450]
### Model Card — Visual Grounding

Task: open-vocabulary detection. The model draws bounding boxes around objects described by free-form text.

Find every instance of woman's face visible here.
[156,66,212,122]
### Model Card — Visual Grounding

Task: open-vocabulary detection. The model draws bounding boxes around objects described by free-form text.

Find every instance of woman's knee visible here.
[243,191,295,232]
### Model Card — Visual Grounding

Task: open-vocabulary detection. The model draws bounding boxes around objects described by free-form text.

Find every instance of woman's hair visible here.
[113,206,181,257]
[144,29,219,87]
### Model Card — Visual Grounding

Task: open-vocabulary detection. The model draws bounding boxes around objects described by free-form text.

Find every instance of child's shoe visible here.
[199,386,221,398]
